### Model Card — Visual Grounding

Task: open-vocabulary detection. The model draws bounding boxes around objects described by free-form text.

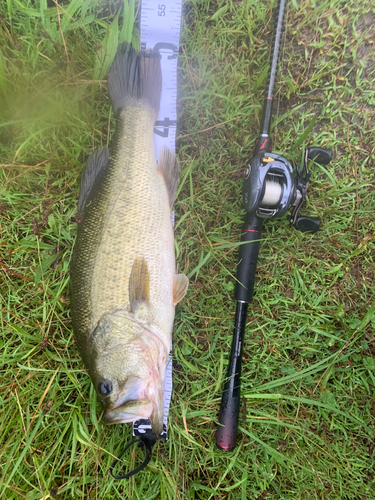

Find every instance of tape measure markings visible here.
[133,0,182,440]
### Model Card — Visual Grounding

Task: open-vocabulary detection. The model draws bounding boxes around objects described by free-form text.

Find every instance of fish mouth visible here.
[94,323,168,434]
[104,381,165,435]
[105,399,164,435]
[105,399,153,424]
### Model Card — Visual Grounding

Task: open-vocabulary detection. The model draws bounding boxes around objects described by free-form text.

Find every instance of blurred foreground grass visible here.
[1,0,375,498]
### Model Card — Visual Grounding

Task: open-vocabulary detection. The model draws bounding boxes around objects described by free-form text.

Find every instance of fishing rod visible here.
[216,0,332,451]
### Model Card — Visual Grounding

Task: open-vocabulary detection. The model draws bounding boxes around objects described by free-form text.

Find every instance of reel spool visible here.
[243,147,332,233]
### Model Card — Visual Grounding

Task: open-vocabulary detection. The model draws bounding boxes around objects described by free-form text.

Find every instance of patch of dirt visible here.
[356,12,375,75]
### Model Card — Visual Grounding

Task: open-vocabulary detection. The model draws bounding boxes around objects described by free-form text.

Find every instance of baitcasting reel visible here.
[243,146,332,233]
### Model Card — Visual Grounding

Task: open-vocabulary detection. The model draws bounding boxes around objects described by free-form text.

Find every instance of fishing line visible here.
[109,437,155,479]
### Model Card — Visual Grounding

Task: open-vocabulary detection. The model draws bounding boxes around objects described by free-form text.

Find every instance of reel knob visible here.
[293,216,320,234]
[307,147,332,165]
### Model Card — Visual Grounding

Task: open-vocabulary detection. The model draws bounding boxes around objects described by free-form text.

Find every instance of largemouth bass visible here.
[70,43,188,435]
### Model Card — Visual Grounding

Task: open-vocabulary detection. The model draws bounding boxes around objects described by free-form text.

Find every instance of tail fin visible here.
[107,43,162,116]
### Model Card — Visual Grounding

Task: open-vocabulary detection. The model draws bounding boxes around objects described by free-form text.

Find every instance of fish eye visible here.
[98,380,113,396]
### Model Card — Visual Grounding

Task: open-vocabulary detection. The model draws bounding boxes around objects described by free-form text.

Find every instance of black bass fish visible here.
[70,43,188,435]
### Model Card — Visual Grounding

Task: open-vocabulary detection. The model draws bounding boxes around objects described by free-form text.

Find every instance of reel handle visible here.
[290,145,333,232]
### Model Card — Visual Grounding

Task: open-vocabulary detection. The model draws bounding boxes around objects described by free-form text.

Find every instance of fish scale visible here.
[90,108,175,335]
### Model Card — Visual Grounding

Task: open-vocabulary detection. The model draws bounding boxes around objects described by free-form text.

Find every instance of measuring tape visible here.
[141,0,181,159]
[132,0,182,441]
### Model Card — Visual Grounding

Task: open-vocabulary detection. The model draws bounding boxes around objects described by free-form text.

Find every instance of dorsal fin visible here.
[78,146,109,213]
[157,147,179,207]
[129,257,150,313]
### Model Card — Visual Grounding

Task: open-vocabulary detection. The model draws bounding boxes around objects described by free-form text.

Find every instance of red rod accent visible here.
[218,444,235,450]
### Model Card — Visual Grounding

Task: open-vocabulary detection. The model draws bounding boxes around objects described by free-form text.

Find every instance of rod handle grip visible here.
[216,376,241,451]
[216,302,248,451]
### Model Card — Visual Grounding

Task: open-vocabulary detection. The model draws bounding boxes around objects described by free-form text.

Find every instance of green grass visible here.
[1,0,375,498]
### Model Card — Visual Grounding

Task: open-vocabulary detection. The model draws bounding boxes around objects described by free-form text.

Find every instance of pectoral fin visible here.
[173,274,189,305]
[158,146,179,207]
[129,257,150,313]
